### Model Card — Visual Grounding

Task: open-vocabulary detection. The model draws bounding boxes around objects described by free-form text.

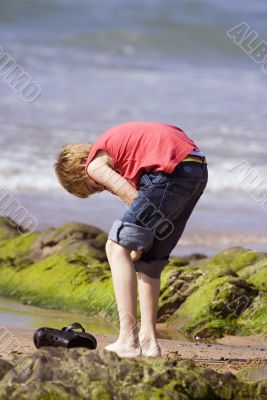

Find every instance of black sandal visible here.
[33,322,97,350]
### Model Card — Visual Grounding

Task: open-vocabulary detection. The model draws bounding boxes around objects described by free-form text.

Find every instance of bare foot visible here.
[104,340,141,358]
[141,346,161,357]
[139,332,161,357]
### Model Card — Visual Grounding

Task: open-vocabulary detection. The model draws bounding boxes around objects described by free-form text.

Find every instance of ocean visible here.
[0,0,267,256]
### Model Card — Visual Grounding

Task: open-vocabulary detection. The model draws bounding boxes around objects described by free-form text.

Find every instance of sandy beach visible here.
[1,325,266,376]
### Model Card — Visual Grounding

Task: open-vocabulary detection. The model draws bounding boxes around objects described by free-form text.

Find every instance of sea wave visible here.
[1,160,267,196]
[1,0,267,63]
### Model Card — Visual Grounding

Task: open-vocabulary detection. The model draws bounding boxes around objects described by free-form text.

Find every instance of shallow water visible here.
[0,296,189,341]
[0,296,117,335]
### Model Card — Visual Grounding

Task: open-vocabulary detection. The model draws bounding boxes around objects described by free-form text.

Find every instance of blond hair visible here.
[54,143,93,198]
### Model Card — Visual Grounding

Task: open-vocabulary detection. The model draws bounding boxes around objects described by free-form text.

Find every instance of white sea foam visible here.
[1,159,267,196]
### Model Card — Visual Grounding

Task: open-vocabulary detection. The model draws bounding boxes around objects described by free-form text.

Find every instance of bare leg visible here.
[104,239,141,357]
[137,272,161,357]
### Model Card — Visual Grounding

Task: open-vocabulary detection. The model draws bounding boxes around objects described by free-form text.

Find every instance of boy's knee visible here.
[107,219,154,252]
[105,238,130,256]
[105,238,116,251]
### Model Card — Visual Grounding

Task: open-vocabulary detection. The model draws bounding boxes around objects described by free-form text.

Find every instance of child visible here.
[54,121,208,358]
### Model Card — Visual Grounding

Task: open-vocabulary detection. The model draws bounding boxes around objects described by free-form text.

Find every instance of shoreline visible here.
[5,190,267,257]
[0,217,266,382]
[1,325,266,375]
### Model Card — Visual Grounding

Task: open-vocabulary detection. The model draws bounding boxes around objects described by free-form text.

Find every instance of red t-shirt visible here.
[85,121,200,191]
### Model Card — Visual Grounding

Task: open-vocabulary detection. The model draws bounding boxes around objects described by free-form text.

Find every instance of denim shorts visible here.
[108,160,208,279]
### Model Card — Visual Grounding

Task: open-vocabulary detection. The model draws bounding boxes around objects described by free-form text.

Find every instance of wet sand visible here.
[1,326,266,375]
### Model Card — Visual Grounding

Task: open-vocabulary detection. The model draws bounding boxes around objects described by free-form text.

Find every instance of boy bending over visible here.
[54,121,208,358]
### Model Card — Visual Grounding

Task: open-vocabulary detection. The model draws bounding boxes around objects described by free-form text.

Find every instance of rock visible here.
[0,216,21,242]
[0,216,38,271]
[237,362,267,383]
[29,222,108,263]
[0,348,266,400]
[0,359,12,380]
[158,247,267,339]
[0,222,115,319]
[0,219,267,340]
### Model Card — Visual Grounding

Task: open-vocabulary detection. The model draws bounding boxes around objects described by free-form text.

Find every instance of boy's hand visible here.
[130,250,143,262]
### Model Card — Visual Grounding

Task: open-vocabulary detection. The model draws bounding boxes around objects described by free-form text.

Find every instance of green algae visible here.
[238,292,267,335]
[0,348,266,400]
[198,246,267,273]
[166,275,234,336]
[237,363,267,383]
[0,220,118,321]
[0,254,116,318]
[0,217,266,340]
[239,259,267,291]
[0,216,22,241]
[159,247,266,338]
[0,232,37,271]
[0,217,38,269]
[0,359,12,381]
[29,222,108,262]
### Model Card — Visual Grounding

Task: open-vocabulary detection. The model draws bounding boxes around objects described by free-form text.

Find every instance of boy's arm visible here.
[87,150,143,262]
[87,151,139,207]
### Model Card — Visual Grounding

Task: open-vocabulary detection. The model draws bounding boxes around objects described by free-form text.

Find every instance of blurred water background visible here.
[1,0,267,256]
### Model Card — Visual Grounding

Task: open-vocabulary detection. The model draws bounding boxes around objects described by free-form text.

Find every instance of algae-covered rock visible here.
[157,264,201,322]
[0,216,21,242]
[29,222,108,262]
[237,362,267,383]
[0,348,266,400]
[0,359,12,380]
[159,247,267,339]
[0,217,267,340]
[0,218,108,265]
[0,219,117,318]
[0,216,38,271]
